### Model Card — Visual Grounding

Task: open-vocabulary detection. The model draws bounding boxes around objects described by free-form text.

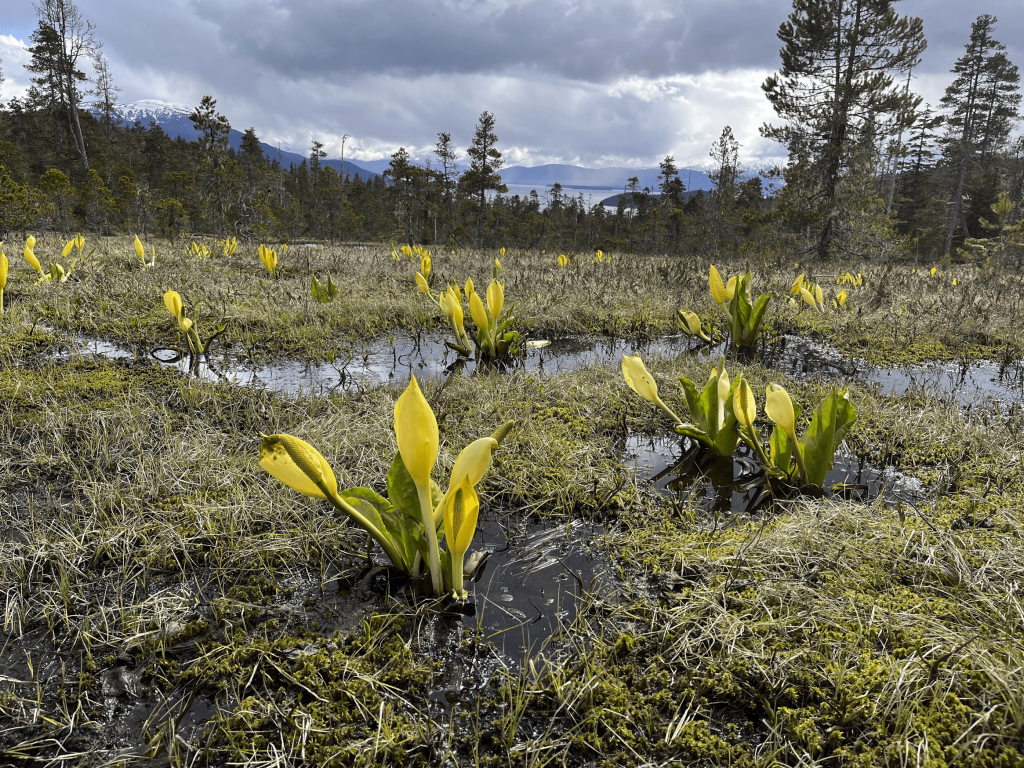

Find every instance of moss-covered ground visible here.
[1,242,1023,766]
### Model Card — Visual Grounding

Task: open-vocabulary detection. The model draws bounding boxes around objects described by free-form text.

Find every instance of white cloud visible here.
[2,0,1021,171]
[0,34,31,102]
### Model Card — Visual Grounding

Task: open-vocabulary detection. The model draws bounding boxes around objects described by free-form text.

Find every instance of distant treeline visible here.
[0,1,1022,261]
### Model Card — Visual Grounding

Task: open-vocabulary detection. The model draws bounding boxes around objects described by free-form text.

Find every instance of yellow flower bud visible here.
[486,279,504,318]
[709,265,727,305]
[733,377,756,429]
[259,433,338,500]
[394,376,439,492]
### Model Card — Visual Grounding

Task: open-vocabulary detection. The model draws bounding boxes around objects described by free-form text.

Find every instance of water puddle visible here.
[763,335,1024,407]
[418,510,613,709]
[625,433,925,516]
[67,332,705,396]
[63,331,1024,408]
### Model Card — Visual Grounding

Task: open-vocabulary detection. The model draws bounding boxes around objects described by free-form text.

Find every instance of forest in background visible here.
[0,0,1022,263]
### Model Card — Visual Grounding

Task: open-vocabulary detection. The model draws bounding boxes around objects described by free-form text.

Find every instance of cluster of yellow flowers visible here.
[789,273,825,311]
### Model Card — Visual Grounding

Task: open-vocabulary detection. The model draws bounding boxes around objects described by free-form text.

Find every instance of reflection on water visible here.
[413,511,612,673]
[68,332,708,396]
[625,432,925,517]
[65,331,1024,408]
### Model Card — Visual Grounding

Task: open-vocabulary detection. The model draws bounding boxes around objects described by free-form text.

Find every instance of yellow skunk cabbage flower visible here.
[678,309,711,342]
[0,251,8,314]
[712,359,730,428]
[733,377,757,430]
[765,384,808,481]
[470,290,488,331]
[835,289,848,307]
[392,247,400,262]
[494,257,502,271]
[800,286,817,309]
[421,253,431,278]
[499,247,506,258]
[258,244,278,276]
[415,272,430,294]
[465,277,475,298]
[394,376,443,594]
[74,234,85,253]
[765,384,795,440]
[450,436,498,490]
[134,235,146,264]
[446,286,465,328]
[709,265,728,305]
[441,434,498,596]
[486,279,504,318]
[595,249,604,262]
[259,433,339,500]
[558,254,568,268]
[791,273,805,296]
[395,376,439,490]
[62,240,74,258]
[930,266,937,277]
[401,244,413,259]
[444,484,479,597]
[24,238,43,274]
[813,283,823,307]
[163,290,193,333]
[621,354,681,424]
[725,275,737,301]
[952,277,959,286]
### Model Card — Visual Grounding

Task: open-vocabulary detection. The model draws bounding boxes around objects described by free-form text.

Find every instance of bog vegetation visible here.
[1,1,1024,767]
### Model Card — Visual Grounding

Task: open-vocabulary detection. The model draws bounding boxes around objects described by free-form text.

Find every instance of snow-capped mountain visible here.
[102,100,379,179]
[113,99,193,125]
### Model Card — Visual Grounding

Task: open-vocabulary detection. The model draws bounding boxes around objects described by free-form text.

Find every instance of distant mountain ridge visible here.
[500,164,713,192]
[101,100,380,180]
[101,101,719,193]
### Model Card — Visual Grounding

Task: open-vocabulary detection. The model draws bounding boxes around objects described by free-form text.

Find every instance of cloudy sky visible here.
[2,0,1022,170]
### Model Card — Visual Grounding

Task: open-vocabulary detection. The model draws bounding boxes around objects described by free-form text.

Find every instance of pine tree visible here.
[762,0,926,259]
[434,131,460,239]
[88,50,120,139]
[32,0,100,174]
[938,15,1021,256]
[189,96,231,233]
[461,111,507,245]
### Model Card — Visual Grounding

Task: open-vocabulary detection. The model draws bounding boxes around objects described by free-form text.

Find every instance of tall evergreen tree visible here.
[433,131,460,239]
[88,51,120,139]
[762,0,926,259]
[32,0,100,174]
[461,111,507,244]
[938,15,1021,256]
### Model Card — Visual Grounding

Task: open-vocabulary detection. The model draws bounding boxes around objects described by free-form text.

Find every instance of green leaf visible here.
[799,390,856,487]
[339,487,412,570]
[387,452,421,521]
[741,292,771,347]
[678,376,705,432]
[711,377,742,456]
[675,423,715,451]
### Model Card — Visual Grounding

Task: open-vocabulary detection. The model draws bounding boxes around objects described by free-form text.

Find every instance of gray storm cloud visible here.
[1,0,1022,168]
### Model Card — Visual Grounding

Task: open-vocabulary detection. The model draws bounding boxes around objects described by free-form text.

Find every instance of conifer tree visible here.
[762,0,926,259]
[32,0,100,174]
[461,111,507,244]
[938,15,1021,256]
